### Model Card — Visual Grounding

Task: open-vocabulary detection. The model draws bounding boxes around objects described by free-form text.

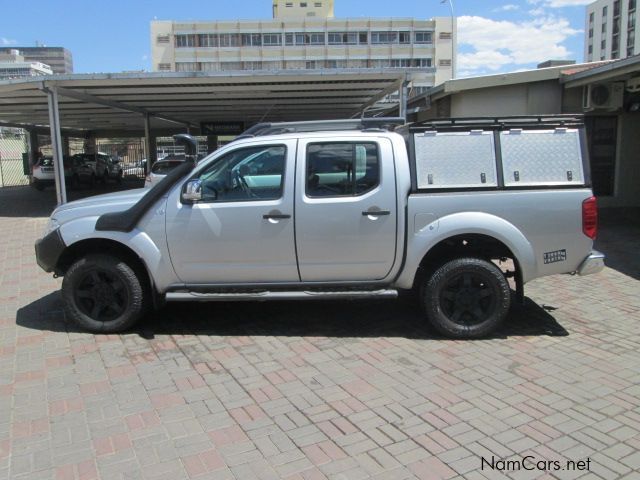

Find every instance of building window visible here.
[158,63,171,71]
[175,62,198,71]
[439,32,453,40]
[588,44,593,54]
[399,32,411,44]
[359,32,368,44]
[414,31,433,44]
[589,28,593,38]
[198,34,218,47]
[300,2,307,6]
[220,62,242,71]
[156,34,170,44]
[315,2,322,6]
[328,32,358,44]
[614,0,621,16]
[629,10,636,29]
[263,33,282,46]
[601,39,607,50]
[286,2,293,6]
[325,59,347,68]
[439,59,452,67]
[199,62,219,71]
[295,32,325,45]
[603,5,608,17]
[371,31,398,44]
[175,34,195,48]
[285,33,294,45]
[305,60,318,69]
[602,22,607,33]
[589,12,594,23]
[219,34,240,47]
[630,0,636,11]
[242,61,263,70]
[242,33,262,46]
[414,58,432,67]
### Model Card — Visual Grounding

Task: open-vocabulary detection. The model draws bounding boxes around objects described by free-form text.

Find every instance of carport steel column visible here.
[45,85,67,204]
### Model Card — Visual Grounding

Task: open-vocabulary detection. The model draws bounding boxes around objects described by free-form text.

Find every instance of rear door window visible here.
[306,142,379,197]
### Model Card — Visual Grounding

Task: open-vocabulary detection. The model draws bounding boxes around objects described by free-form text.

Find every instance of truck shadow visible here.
[17,292,568,340]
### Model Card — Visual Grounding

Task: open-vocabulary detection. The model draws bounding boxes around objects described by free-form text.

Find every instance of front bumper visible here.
[35,229,66,273]
[577,250,605,276]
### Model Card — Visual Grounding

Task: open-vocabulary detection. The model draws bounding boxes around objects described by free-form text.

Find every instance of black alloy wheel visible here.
[422,257,511,339]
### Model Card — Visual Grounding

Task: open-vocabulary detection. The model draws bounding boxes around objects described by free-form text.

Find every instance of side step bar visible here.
[166,289,399,302]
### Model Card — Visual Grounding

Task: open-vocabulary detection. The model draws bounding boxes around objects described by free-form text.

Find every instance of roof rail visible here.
[235,117,406,140]
[408,114,584,132]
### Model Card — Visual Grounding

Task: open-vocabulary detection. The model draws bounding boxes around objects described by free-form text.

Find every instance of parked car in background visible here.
[144,155,185,187]
[72,152,122,184]
[31,155,96,191]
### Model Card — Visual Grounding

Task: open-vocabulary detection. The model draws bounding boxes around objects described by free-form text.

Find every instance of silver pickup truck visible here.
[35,116,604,338]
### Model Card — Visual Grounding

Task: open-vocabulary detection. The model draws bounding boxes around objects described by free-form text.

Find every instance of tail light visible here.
[582,196,598,240]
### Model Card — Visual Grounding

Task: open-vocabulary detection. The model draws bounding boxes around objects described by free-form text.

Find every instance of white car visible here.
[144,156,185,187]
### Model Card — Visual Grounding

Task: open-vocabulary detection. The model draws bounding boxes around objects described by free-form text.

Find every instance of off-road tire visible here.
[421,257,510,339]
[62,254,146,333]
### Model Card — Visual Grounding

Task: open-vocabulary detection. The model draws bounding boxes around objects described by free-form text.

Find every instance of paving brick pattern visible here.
[0,189,638,479]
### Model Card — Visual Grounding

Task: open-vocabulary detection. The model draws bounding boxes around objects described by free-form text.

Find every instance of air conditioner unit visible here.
[583,82,625,111]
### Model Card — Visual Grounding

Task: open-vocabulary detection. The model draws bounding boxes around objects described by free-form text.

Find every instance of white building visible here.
[586,0,638,61]
[151,0,456,97]
[0,50,53,80]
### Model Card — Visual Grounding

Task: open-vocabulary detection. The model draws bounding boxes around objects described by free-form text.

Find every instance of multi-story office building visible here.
[151,0,456,94]
[0,46,73,74]
[0,50,53,80]
[586,0,638,61]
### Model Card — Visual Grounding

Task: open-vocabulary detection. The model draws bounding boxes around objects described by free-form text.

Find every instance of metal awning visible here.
[0,69,405,204]
[0,69,405,134]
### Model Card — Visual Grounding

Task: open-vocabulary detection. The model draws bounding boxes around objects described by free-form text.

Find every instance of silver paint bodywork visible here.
[44,130,600,295]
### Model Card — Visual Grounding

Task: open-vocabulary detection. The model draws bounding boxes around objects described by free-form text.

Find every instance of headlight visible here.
[43,217,60,237]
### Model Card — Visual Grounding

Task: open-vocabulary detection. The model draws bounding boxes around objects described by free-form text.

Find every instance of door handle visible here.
[263,213,291,219]
[362,210,391,216]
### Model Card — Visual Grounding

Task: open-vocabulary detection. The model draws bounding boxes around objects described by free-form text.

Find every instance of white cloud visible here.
[1,38,17,46]
[456,15,580,76]
[494,4,520,12]
[530,0,593,7]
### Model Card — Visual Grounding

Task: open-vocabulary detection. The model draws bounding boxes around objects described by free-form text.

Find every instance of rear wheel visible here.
[62,254,146,333]
[421,257,510,339]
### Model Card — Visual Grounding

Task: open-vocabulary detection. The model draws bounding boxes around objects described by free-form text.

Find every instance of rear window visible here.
[151,161,183,175]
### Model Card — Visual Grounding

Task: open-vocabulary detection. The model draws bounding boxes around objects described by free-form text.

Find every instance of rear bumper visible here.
[35,229,66,273]
[577,250,605,276]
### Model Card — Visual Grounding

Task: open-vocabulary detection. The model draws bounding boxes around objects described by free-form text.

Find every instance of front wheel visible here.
[422,257,511,339]
[61,254,146,333]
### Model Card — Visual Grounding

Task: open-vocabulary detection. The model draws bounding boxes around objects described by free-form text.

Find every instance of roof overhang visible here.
[561,55,640,88]
[0,69,405,135]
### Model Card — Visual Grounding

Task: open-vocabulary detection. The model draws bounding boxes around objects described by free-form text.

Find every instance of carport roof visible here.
[0,70,405,135]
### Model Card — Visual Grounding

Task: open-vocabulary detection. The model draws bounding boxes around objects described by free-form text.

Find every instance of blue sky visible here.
[0,0,593,76]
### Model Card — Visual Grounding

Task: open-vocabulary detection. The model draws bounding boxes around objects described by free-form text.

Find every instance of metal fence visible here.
[96,139,146,179]
[0,129,29,187]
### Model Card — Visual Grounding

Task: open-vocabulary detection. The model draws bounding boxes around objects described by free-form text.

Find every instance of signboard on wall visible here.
[200,122,245,135]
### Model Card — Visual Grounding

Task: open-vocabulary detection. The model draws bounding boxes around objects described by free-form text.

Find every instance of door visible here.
[295,137,398,282]
[165,140,299,285]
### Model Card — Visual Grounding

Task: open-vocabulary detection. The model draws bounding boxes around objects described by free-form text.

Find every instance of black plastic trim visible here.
[35,229,66,273]
[95,160,195,232]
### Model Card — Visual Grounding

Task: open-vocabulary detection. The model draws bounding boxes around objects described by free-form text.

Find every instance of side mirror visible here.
[181,179,203,203]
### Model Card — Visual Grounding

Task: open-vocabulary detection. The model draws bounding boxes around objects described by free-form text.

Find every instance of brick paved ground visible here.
[0,187,638,480]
